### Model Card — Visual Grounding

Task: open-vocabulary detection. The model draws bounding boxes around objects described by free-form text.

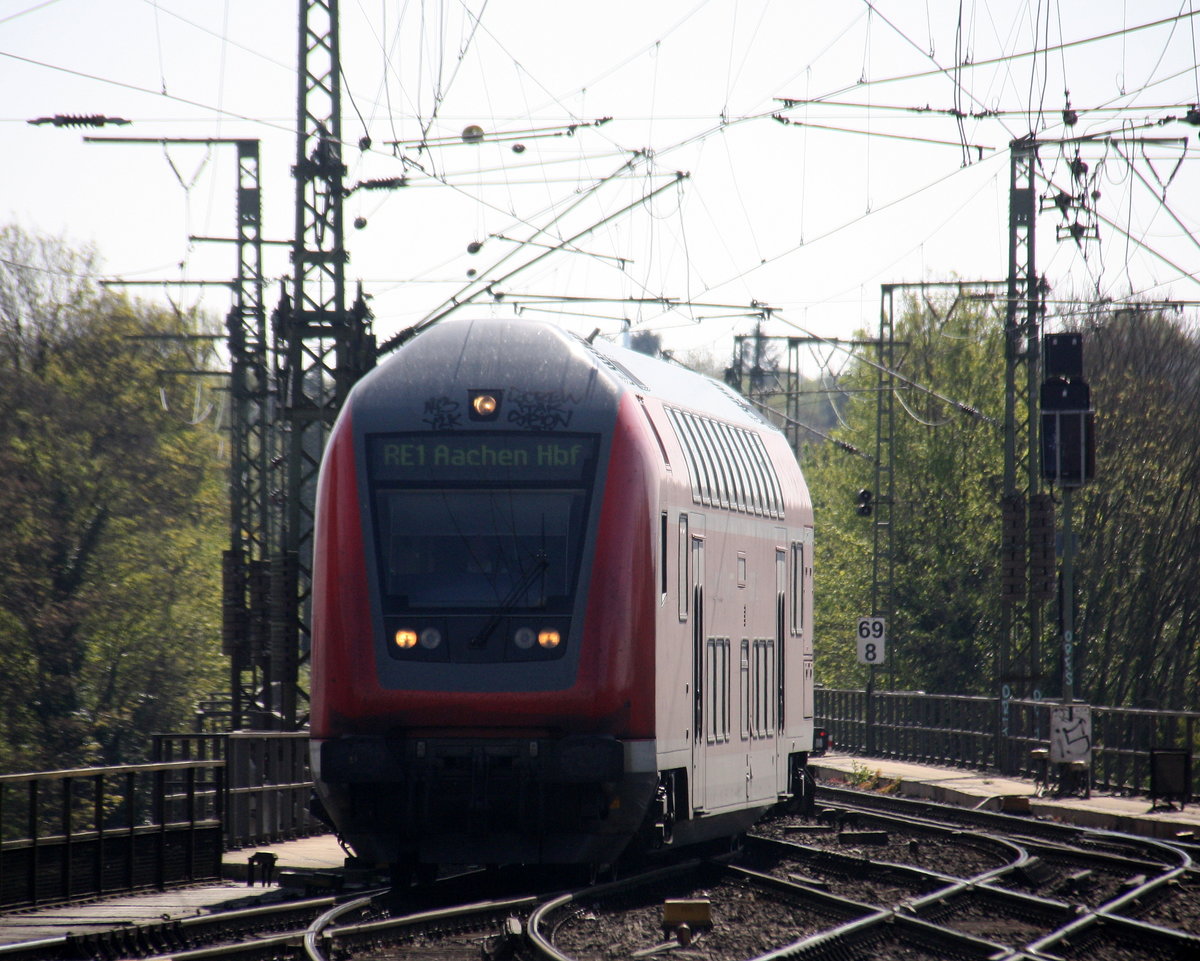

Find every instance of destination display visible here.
[370,432,598,483]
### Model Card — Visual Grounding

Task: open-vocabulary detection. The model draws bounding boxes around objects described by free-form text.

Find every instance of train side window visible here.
[750,637,776,739]
[751,641,758,737]
[678,413,716,507]
[705,640,711,743]
[723,639,731,740]
[762,639,771,736]
[660,511,668,602]
[706,637,730,744]
[749,642,757,738]
[725,429,746,512]
[717,421,750,513]
[666,409,703,505]
[678,514,689,621]
[790,542,804,635]
[731,429,767,515]
[747,433,784,517]
[694,417,729,510]
[752,639,763,738]
[767,638,776,733]
[740,639,750,740]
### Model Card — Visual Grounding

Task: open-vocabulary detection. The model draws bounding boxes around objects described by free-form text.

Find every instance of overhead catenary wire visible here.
[813,7,1200,100]
[770,309,998,428]
[376,168,690,355]
[660,347,875,460]
[10,0,1200,366]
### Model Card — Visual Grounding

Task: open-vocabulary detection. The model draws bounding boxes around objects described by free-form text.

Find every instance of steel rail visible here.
[816,784,1193,872]
[779,787,1199,959]
[314,895,537,960]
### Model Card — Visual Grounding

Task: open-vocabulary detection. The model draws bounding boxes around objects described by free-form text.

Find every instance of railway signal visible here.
[1038,331,1095,795]
[855,489,873,516]
[1040,332,1095,488]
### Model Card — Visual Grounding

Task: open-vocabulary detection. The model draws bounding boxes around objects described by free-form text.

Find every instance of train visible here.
[309,317,824,875]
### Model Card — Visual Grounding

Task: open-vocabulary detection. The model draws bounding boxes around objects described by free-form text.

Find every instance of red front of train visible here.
[310,319,664,868]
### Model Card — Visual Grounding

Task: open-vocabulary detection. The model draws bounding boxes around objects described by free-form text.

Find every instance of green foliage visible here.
[1069,310,1200,710]
[805,291,1006,694]
[629,329,662,357]
[0,225,228,771]
[845,761,884,789]
[805,288,1200,710]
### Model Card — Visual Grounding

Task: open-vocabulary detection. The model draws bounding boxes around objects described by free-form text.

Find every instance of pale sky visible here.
[3,1,1199,374]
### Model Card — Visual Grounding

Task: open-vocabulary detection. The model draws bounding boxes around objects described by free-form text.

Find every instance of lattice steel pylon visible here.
[262,0,374,730]
[998,137,1047,769]
[874,287,897,691]
[223,140,275,730]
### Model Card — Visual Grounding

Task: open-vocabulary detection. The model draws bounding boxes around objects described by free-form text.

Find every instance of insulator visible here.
[28,114,130,128]
[357,177,406,190]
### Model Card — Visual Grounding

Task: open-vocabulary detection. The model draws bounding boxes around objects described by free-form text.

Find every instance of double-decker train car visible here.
[310,317,823,873]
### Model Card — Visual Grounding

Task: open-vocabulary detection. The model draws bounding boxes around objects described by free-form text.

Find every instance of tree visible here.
[804,293,1005,694]
[0,225,227,771]
[804,288,1200,711]
[1069,308,1200,710]
[629,329,661,357]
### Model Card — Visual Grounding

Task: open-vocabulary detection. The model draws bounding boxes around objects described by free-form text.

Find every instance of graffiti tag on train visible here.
[505,388,577,430]
[422,396,462,430]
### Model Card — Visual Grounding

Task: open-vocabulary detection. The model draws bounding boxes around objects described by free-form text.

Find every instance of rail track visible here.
[2,788,1198,961]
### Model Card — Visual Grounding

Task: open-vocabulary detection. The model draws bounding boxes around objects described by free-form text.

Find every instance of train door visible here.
[773,536,791,801]
[689,526,706,812]
[794,537,813,724]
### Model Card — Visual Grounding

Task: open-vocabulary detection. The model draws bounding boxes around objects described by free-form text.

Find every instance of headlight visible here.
[419,627,443,649]
[538,629,561,649]
[513,626,535,650]
[394,629,418,649]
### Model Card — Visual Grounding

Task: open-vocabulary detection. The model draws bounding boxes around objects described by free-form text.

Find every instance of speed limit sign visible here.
[856,616,887,665]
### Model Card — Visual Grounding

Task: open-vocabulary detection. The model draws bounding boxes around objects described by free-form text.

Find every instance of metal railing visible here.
[815,688,1200,796]
[0,733,323,909]
[0,760,223,908]
[152,731,321,848]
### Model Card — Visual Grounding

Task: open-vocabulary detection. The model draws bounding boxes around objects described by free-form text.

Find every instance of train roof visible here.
[583,332,773,431]
[366,317,777,435]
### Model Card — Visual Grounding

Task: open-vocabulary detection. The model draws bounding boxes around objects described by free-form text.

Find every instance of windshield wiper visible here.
[469,552,549,648]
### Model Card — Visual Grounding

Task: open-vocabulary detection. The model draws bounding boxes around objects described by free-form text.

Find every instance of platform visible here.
[0,834,347,947]
[811,752,1200,841]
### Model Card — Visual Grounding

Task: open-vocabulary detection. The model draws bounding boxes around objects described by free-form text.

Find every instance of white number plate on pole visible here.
[856,616,886,665]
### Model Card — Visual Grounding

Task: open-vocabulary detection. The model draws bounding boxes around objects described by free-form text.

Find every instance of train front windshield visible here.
[379,490,583,608]
[368,432,600,613]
